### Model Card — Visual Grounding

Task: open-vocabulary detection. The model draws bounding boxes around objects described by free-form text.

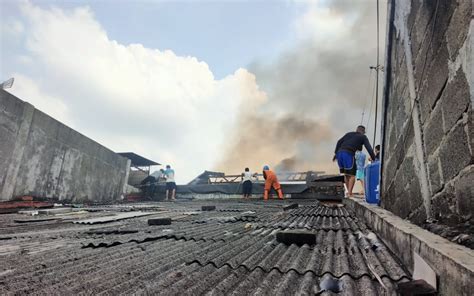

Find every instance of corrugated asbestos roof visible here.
[0,200,410,295]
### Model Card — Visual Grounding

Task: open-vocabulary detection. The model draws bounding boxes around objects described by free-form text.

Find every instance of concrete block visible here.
[441,68,470,134]
[417,42,449,123]
[439,122,471,182]
[407,206,427,225]
[148,218,172,226]
[427,153,443,194]
[407,0,422,33]
[283,203,298,211]
[468,110,474,153]
[446,0,472,59]
[431,185,459,225]
[276,230,316,246]
[410,1,437,57]
[454,166,474,220]
[423,104,444,157]
[201,205,216,211]
[408,176,423,210]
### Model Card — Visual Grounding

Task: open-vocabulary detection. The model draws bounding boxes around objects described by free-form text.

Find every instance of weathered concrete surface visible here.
[0,90,130,202]
[382,0,473,242]
[345,198,474,296]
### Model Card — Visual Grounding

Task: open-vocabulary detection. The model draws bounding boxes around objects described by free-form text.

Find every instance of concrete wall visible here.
[0,90,130,202]
[382,0,473,228]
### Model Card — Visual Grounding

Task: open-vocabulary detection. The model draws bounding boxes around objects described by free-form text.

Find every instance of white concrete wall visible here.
[0,89,130,202]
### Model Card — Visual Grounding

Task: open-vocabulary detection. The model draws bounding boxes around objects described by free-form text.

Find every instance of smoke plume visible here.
[216,0,386,174]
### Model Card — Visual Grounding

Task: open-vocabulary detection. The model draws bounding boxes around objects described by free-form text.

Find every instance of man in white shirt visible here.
[241,167,257,199]
[164,165,176,201]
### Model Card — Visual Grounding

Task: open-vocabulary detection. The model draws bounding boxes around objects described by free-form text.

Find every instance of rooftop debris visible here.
[72,211,159,224]
[397,279,437,296]
[276,229,316,246]
[283,203,299,211]
[201,205,216,211]
[148,218,172,226]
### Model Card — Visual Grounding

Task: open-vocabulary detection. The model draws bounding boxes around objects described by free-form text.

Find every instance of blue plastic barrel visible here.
[364,161,380,204]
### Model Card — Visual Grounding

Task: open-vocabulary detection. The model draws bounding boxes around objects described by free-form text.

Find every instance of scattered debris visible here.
[317,274,342,293]
[0,200,54,214]
[183,211,200,215]
[14,218,58,224]
[452,234,471,244]
[37,208,73,215]
[397,279,437,296]
[85,230,139,235]
[73,211,158,224]
[148,218,172,226]
[366,232,382,250]
[283,203,299,211]
[355,231,382,250]
[276,230,316,246]
[202,205,216,211]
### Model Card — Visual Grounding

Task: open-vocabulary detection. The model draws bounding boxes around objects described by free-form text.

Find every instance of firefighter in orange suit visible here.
[262,165,284,200]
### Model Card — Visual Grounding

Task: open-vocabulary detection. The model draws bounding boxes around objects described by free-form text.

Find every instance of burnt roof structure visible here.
[0,199,410,295]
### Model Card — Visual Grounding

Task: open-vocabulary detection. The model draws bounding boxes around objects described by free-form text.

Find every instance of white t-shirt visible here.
[242,171,253,182]
[150,171,162,178]
[164,168,175,183]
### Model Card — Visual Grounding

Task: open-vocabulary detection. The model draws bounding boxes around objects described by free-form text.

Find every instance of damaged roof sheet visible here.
[0,200,410,295]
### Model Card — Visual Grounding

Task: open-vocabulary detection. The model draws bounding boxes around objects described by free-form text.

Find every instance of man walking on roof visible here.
[333,125,376,197]
[262,165,284,200]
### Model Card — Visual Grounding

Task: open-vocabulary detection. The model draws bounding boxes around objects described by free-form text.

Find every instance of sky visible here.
[0,0,386,183]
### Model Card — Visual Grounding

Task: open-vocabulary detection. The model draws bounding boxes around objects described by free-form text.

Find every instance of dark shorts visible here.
[336,151,356,176]
[166,182,177,191]
[242,180,252,195]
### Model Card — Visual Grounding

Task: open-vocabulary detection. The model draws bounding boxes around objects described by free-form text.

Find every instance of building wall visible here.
[382,0,473,227]
[0,90,131,202]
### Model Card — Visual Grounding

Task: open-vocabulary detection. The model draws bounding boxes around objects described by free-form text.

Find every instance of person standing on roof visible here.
[164,165,177,201]
[374,145,381,161]
[355,149,366,196]
[333,125,376,197]
[262,165,284,200]
[241,167,257,199]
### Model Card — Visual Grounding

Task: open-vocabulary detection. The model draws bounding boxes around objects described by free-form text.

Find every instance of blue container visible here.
[364,161,380,204]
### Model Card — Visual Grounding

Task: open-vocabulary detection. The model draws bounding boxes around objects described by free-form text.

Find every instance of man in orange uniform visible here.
[262,165,284,200]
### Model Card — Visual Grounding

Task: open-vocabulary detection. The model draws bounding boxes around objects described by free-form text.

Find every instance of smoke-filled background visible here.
[2,0,386,183]
[216,0,387,175]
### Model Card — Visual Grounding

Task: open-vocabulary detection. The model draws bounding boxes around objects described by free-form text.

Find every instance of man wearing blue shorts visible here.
[333,125,375,197]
